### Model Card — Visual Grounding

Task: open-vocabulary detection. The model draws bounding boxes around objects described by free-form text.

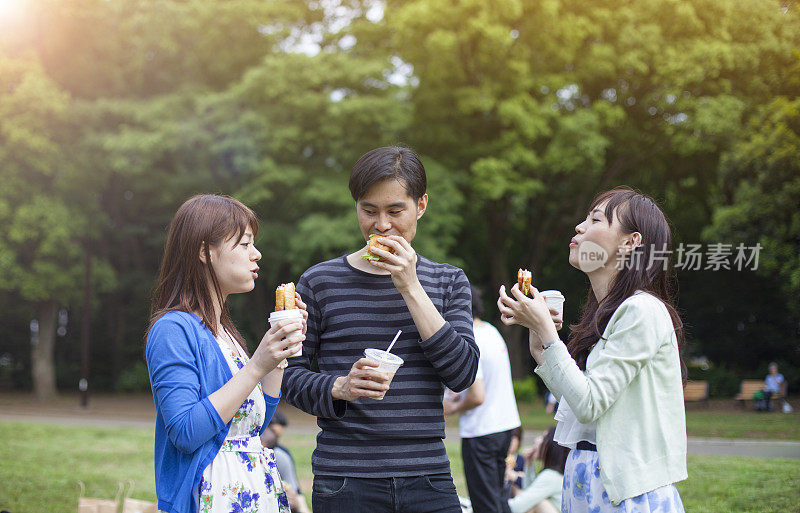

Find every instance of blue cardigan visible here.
[146,311,279,513]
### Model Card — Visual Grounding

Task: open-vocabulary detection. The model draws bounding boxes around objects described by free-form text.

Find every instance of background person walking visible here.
[444,285,520,513]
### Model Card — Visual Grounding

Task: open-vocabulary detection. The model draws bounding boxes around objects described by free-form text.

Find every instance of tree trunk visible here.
[485,198,530,379]
[109,292,125,381]
[80,249,93,408]
[99,209,124,382]
[486,198,510,304]
[32,300,58,400]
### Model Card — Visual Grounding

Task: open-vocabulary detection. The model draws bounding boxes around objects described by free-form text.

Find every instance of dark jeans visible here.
[755,390,775,411]
[462,430,514,513]
[312,474,462,513]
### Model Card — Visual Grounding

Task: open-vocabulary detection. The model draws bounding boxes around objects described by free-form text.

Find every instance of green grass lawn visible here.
[0,422,156,512]
[512,402,800,440]
[2,421,799,513]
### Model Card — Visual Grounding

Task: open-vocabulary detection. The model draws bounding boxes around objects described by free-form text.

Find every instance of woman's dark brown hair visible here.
[567,187,686,383]
[539,426,569,474]
[146,194,258,353]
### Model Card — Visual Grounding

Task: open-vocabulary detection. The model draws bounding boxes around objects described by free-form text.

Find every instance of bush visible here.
[512,376,538,402]
[687,364,741,397]
[115,362,151,393]
[55,362,81,392]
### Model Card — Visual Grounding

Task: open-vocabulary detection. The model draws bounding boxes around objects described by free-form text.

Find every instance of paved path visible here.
[685,437,800,459]
[0,412,155,429]
[2,411,799,459]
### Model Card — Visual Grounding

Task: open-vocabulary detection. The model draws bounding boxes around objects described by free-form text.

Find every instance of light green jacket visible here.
[508,468,563,513]
[535,291,687,505]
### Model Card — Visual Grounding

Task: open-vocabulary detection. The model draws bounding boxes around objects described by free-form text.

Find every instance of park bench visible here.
[683,380,709,406]
[735,379,784,408]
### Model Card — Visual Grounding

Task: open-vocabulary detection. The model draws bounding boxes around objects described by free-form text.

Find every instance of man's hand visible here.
[442,381,484,415]
[366,235,446,339]
[366,235,419,293]
[442,396,460,415]
[331,358,391,401]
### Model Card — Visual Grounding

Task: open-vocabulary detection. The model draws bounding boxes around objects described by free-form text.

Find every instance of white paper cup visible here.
[268,309,304,357]
[540,290,565,322]
[363,348,404,400]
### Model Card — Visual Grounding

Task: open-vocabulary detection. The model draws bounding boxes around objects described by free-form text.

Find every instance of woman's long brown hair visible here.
[146,194,258,353]
[567,187,686,383]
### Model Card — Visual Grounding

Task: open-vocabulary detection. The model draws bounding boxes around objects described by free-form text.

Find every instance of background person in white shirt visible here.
[444,286,521,513]
[498,187,688,512]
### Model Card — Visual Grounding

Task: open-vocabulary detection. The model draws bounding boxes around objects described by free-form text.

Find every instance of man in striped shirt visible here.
[282,146,479,513]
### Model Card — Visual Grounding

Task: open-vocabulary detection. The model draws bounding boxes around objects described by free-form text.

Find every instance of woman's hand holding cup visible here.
[252,319,305,374]
[294,292,309,334]
[266,291,309,363]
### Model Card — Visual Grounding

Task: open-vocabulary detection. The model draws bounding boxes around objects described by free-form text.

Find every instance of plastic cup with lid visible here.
[363,348,404,400]
[539,290,565,323]
[268,309,304,357]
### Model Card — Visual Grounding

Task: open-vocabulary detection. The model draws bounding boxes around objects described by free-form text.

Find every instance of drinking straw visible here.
[387,330,402,353]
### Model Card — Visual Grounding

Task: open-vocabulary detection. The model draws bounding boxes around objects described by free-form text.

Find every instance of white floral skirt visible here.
[196,435,290,513]
[561,449,685,513]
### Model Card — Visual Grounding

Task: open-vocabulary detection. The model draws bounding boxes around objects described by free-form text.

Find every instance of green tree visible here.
[382,0,800,374]
[179,49,465,333]
[2,0,799,392]
[706,96,800,313]
[12,0,317,99]
[0,55,115,399]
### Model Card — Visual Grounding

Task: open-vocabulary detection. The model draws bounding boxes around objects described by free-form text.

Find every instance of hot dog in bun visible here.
[275,282,296,311]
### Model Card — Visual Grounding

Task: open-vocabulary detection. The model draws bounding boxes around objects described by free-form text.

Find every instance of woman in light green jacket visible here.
[498,187,688,512]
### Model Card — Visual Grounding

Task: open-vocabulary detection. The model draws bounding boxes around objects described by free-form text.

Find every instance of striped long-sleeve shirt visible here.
[281,255,479,477]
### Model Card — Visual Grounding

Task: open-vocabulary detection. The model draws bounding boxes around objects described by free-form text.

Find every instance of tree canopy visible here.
[0,0,798,394]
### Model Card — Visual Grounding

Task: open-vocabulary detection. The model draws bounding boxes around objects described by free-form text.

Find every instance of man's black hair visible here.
[349,146,427,201]
[269,410,288,427]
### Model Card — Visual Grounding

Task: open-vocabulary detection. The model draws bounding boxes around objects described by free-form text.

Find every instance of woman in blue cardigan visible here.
[146,194,306,513]
[498,187,688,512]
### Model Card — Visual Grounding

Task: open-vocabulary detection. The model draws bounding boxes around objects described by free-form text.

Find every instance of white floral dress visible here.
[195,334,290,513]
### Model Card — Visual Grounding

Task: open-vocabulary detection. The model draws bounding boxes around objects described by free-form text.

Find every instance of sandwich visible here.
[362,234,394,262]
[517,269,532,296]
[275,282,296,311]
